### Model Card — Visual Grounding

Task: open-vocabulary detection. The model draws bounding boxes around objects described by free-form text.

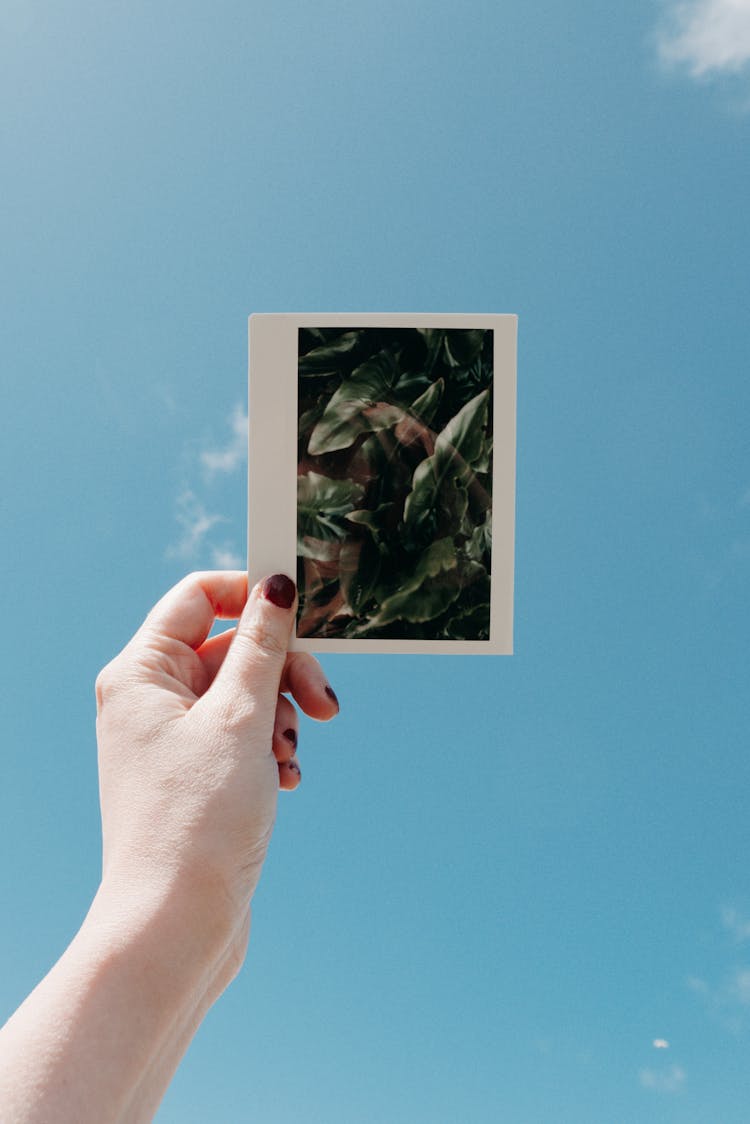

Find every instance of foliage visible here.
[296,327,493,640]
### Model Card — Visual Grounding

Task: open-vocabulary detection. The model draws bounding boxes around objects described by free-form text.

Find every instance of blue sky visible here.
[1,1,749,1120]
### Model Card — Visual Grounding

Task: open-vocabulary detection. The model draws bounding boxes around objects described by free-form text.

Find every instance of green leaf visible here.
[473,434,493,475]
[298,398,328,440]
[402,455,440,540]
[444,478,470,534]
[298,331,361,374]
[345,503,397,545]
[440,602,491,641]
[434,387,490,469]
[416,328,447,377]
[412,536,459,584]
[297,472,365,543]
[297,536,342,562]
[465,513,492,563]
[369,538,459,626]
[307,350,400,454]
[443,329,486,369]
[339,536,382,616]
[409,377,444,426]
[403,388,490,535]
[393,370,432,402]
[372,580,460,627]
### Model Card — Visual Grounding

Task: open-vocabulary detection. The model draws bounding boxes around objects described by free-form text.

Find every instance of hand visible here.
[95,570,339,954]
[0,571,340,1123]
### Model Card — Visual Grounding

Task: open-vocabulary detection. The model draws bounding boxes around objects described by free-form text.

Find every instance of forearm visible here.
[0,879,246,1124]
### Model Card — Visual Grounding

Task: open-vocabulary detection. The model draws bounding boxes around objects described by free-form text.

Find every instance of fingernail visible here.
[283,728,297,747]
[325,685,340,710]
[261,574,296,609]
[288,759,301,776]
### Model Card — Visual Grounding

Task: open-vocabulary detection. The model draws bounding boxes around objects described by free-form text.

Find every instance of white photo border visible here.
[248,313,516,654]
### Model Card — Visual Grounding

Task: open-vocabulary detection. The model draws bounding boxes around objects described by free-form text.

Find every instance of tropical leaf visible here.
[434,387,490,469]
[416,328,447,378]
[409,377,444,426]
[403,388,490,533]
[345,503,397,546]
[402,455,440,541]
[297,472,364,543]
[465,513,492,563]
[297,536,343,562]
[372,581,461,627]
[298,331,361,374]
[339,536,382,616]
[298,398,328,441]
[369,538,459,626]
[439,602,491,641]
[393,370,433,402]
[443,329,485,369]
[473,433,493,475]
[307,350,400,454]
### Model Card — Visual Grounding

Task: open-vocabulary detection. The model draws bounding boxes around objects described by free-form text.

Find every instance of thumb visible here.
[211,573,297,721]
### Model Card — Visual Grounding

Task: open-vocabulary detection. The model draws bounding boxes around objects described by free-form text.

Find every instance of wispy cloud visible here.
[168,490,225,559]
[639,1064,686,1093]
[201,404,248,475]
[166,404,248,569]
[211,545,244,568]
[721,905,750,942]
[687,907,750,1032]
[652,1038,670,1048]
[657,0,750,78]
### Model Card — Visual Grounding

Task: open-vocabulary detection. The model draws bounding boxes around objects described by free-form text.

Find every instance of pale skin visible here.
[0,570,338,1123]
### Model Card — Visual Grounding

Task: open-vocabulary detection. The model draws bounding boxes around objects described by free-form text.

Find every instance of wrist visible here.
[90,867,250,1000]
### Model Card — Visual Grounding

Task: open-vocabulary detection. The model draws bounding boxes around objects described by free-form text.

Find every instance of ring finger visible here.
[273,693,299,765]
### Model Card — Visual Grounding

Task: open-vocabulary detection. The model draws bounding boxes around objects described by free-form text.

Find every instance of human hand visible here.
[94,570,339,956]
[0,571,340,1123]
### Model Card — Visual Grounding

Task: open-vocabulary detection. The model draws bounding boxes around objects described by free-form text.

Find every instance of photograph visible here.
[296,326,495,641]
[247,312,516,655]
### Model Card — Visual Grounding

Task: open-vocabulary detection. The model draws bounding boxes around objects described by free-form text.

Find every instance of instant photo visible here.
[248,314,516,654]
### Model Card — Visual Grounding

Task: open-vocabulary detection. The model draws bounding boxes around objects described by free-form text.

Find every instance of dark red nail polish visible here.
[261,574,296,609]
[283,728,297,747]
[325,685,339,710]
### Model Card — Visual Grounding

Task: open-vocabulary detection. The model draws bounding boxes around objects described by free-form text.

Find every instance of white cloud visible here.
[653,1038,670,1048]
[166,405,247,569]
[211,546,244,569]
[721,906,750,942]
[201,404,248,474]
[167,490,227,561]
[658,0,750,77]
[639,1064,687,1093]
[729,968,750,1004]
[687,966,750,1032]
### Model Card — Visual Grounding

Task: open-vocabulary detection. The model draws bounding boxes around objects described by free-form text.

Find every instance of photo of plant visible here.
[297,326,494,640]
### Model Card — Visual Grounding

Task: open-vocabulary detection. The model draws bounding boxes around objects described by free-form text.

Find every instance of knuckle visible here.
[237,620,289,661]
[94,662,116,710]
[94,653,137,711]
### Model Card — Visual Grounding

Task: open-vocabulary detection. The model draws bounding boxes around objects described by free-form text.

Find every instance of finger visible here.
[279,651,340,721]
[195,628,236,688]
[273,695,299,764]
[278,756,301,791]
[212,574,297,717]
[140,571,248,651]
